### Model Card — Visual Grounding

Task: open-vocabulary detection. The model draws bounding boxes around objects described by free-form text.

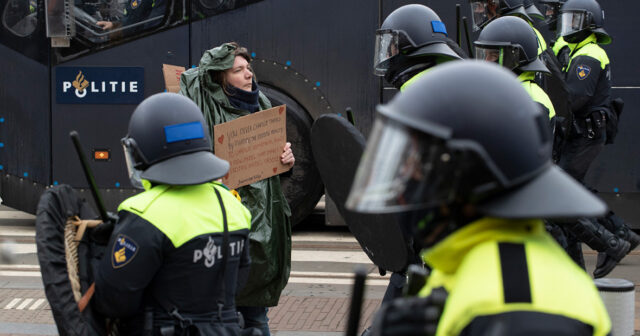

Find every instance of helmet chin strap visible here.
[564,29,591,43]
[413,203,480,250]
[385,59,436,89]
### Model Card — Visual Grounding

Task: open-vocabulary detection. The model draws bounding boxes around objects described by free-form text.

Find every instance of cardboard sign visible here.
[162,64,186,93]
[214,105,289,189]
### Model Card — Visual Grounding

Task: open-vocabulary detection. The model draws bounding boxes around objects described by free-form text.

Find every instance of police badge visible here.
[577,64,591,80]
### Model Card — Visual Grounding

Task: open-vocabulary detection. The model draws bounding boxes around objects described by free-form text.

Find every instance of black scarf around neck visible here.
[226,80,260,113]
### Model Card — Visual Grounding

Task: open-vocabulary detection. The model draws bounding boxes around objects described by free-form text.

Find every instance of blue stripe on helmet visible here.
[164,121,205,143]
[431,21,447,35]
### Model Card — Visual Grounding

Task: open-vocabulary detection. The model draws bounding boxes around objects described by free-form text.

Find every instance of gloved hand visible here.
[371,287,448,336]
[90,212,118,246]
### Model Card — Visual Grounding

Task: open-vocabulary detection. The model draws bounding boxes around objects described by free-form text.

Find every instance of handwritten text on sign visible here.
[214,105,289,189]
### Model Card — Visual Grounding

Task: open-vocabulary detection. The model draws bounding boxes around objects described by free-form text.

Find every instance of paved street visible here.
[0,204,638,336]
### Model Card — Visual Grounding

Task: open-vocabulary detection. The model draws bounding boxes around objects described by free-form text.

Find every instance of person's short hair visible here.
[212,42,252,95]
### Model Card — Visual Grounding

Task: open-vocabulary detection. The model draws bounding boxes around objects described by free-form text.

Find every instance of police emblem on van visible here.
[72,71,89,92]
[577,64,591,80]
[56,67,145,104]
[112,234,139,268]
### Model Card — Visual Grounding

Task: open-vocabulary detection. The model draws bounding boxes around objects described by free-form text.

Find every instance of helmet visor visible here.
[121,138,145,189]
[373,29,400,76]
[346,117,458,214]
[475,45,522,70]
[470,0,499,31]
[560,11,588,37]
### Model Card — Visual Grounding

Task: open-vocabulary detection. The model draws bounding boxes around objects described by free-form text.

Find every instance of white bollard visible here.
[594,278,635,336]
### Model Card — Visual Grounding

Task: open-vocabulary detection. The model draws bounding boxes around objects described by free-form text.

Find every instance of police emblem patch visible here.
[130,0,139,9]
[111,234,139,268]
[577,64,591,80]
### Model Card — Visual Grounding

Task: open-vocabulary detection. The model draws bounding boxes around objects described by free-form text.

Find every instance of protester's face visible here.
[225,56,253,91]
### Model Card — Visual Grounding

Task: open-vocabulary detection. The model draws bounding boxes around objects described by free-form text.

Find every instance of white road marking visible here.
[15,298,33,310]
[28,299,45,310]
[292,250,373,264]
[4,298,21,309]
[288,277,388,286]
[0,271,41,277]
[0,211,35,220]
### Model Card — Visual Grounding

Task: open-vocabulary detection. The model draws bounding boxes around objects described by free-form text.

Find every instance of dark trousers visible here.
[557,132,607,266]
[557,133,605,184]
[237,306,269,336]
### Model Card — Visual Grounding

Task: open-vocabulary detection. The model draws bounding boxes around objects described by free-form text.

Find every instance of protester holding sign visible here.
[179,42,294,336]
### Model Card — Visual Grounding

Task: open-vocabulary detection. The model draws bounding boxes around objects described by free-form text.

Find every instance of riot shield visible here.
[35,184,115,335]
[311,114,409,272]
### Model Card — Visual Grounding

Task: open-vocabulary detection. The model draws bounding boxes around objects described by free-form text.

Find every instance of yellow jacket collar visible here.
[569,33,597,53]
[422,217,545,274]
[517,72,536,82]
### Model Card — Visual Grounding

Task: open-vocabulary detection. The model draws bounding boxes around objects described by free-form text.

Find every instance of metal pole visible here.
[456,4,461,46]
[462,16,475,58]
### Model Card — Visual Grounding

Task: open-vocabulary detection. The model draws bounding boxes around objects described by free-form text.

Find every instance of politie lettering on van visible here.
[57,67,144,104]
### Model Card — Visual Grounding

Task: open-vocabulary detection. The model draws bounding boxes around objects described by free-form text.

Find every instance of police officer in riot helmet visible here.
[469,0,532,31]
[373,4,465,91]
[369,5,465,316]
[523,0,544,21]
[539,0,567,33]
[93,93,255,335]
[555,0,639,278]
[348,61,612,336]
[474,17,555,127]
[474,15,576,259]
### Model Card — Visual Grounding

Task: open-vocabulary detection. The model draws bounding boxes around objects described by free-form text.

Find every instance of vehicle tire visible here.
[259,84,324,226]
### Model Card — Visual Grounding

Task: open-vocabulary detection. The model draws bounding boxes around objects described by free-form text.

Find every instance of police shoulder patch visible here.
[576,64,591,80]
[130,0,139,9]
[111,234,139,268]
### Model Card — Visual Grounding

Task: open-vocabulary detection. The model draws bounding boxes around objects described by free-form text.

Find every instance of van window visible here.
[3,0,38,37]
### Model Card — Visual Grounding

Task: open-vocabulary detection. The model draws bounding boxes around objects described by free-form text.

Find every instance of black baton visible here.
[346,266,367,336]
[69,131,109,222]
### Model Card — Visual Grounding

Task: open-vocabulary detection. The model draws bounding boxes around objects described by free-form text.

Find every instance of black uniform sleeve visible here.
[237,234,251,291]
[93,210,165,317]
[565,55,602,113]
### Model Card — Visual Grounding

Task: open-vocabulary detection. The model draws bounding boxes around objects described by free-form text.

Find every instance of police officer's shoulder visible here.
[118,184,171,215]
[572,43,609,68]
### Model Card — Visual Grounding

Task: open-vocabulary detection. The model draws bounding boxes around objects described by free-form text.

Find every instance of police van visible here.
[1,0,638,227]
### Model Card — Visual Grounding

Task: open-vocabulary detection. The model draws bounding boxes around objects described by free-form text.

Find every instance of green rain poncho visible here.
[179,43,291,307]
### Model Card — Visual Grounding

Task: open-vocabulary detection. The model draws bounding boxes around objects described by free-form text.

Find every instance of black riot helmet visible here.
[475,16,549,73]
[346,62,605,223]
[122,92,229,188]
[539,0,567,31]
[560,0,610,44]
[523,0,544,20]
[374,4,461,84]
[469,0,532,31]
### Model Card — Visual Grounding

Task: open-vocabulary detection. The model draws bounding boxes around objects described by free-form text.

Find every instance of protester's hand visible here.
[370,288,448,336]
[96,21,114,30]
[281,142,295,167]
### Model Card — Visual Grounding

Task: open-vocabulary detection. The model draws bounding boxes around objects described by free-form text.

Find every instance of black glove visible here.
[90,212,118,245]
[371,287,448,336]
